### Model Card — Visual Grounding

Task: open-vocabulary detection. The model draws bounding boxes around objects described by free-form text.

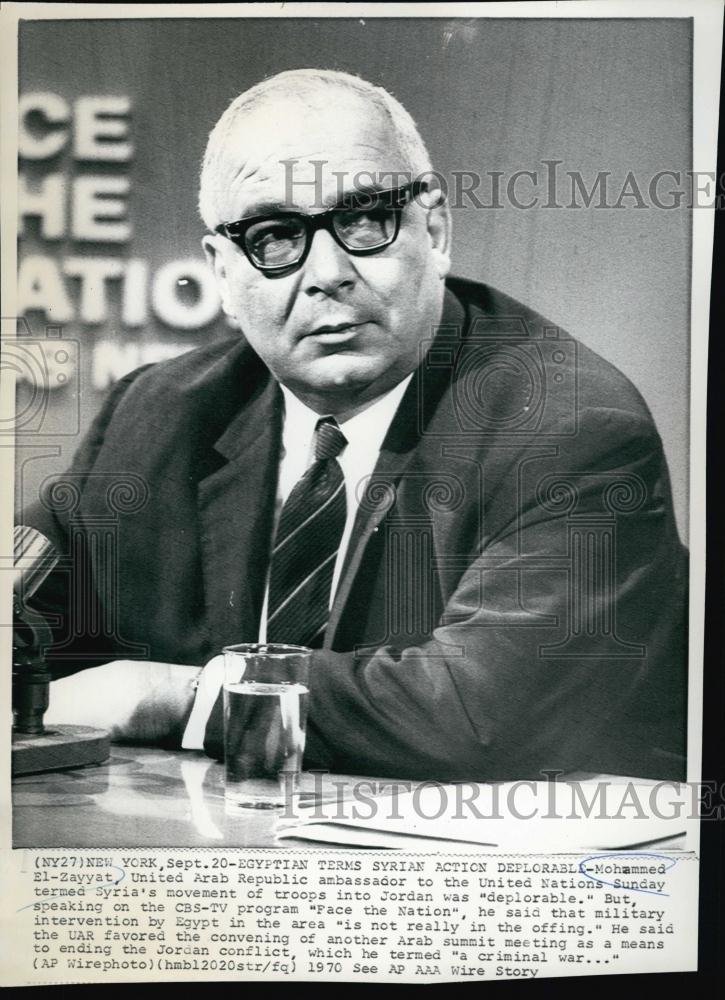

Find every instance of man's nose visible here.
[302,228,356,296]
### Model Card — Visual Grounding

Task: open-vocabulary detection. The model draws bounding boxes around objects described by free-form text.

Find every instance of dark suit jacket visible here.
[26,277,688,781]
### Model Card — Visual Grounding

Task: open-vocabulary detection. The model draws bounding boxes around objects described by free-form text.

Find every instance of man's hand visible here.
[44,660,200,745]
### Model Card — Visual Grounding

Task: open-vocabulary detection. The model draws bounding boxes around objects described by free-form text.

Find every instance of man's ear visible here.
[202,234,237,319]
[423,189,452,280]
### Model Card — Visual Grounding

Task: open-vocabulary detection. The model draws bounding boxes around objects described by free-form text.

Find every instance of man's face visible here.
[203,91,451,415]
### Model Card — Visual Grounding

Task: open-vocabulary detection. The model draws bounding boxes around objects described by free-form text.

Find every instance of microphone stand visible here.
[12,598,110,776]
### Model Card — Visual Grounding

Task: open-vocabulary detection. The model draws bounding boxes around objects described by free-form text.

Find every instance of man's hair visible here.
[198,68,434,229]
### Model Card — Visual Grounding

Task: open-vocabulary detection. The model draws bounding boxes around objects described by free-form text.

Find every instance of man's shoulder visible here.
[103,333,270,430]
[446,275,656,424]
[73,334,277,476]
[120,333,263,395]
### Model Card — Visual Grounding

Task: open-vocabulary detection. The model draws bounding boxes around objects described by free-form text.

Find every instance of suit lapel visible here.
[197,376,282,650]
[324,444,407,645]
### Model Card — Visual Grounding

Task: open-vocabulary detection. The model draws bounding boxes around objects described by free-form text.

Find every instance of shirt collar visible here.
[337,374,413,455]
[279,374,414,459]
[279,385,320,460]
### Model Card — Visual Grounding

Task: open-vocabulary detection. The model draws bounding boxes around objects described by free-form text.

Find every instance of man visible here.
[29,69,687,781]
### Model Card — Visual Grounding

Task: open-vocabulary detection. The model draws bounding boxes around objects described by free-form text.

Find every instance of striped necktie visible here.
[266,417,348,647]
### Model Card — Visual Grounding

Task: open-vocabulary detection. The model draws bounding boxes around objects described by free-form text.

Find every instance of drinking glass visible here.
[223,643,311,809]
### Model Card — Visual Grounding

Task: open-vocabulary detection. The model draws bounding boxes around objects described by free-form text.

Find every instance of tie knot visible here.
[314,418,347,462]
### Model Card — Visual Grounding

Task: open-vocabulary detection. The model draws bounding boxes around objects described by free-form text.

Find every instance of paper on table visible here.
[277,824,500,850]
[276,780,688,850]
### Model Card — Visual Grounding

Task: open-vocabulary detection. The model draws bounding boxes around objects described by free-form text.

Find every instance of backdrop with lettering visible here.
[15,17,691,537]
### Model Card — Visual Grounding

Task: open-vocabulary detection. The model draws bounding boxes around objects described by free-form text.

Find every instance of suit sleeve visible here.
[297,407,687,781]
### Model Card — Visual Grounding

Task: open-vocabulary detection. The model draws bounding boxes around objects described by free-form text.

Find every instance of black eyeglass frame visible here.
[214,180,429,275]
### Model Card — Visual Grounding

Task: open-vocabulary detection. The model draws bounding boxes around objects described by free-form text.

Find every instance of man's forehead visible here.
[229,88,392,150]
[215,91,409,215]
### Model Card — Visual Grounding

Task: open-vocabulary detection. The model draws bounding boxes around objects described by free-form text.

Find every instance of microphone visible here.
[13,525,58,608]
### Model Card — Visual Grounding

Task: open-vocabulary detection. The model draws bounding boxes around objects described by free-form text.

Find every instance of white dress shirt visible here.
[182,372,413,749]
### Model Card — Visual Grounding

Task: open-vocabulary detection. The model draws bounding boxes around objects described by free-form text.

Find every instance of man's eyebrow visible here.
[238,185,394,220]
[240,198,295,218]
[336,184,389,205]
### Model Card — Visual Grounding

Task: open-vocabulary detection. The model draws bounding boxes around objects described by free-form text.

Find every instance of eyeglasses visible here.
[215,181,428,276]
